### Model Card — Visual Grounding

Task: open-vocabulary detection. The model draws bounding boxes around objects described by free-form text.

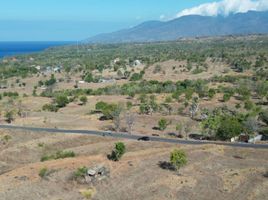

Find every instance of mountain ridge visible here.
[86,11,268,43]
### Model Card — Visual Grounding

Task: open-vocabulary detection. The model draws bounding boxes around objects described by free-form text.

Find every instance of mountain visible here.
[86,11,268,43]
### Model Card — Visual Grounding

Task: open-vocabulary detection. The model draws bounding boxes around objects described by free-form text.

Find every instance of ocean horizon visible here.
[0,41,74,58]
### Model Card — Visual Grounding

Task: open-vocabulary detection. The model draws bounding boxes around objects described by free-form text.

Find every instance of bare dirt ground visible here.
[0,130,267,200]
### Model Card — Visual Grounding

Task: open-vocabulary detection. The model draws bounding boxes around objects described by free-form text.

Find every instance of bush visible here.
[130,71,144,81]
[41,150,75,162]
[42,103,59,112]
[80,188,95,199]
[244,100,254,110]
[55,95,69,108]
[45,74,57,86]
[108,142,126,161]
[74,167,88,178]
[84,73,94,83]
[259,110,268,125]
[223,93,231,102]
[170,149,187,171]
[208,89,216,99]
[80,96,88,105]
[95,101,119,120]
[5,110,14,123]
[39,167,48,178]
[216,117,243,140]
[158,118,168,131]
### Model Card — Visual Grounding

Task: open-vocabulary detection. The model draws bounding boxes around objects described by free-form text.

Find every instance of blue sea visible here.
[0,41,73,58]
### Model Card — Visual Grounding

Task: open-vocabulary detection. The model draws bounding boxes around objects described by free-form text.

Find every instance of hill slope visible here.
[86,11,268,43]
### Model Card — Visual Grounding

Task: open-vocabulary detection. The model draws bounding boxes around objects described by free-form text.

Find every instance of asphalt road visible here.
[0,124,268,149]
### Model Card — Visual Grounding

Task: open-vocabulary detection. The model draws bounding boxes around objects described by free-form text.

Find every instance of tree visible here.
[158,118,168,131]
[125,112,135,134]
[259,110,268,125]
[170,149,187,171]
[108,142,126,161]
[55,95,69,108]
[216,117,243,140]
[80,96,87,105]
[176,123,183,137]
[84,73,94,83]
[244,117,259,135]
[189,100,198,119]
[208,88,216,99]
[223,93,231,102]
[45,74,57,86]
[112,106,123,132]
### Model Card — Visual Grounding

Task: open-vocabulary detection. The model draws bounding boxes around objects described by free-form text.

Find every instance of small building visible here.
[113,58,120,64]
[35,65,41,71]
[99,78,115,83]
[133,60,141,66]
[53,66,62,73]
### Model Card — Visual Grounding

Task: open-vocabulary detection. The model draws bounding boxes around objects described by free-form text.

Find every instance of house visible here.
[113,58,120,64]
[53,66,62,73]
[133,60,141,66]
[35,65,41,71]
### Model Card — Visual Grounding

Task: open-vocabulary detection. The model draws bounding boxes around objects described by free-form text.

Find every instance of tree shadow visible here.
[263,171,268,178]
[158,161,175,171]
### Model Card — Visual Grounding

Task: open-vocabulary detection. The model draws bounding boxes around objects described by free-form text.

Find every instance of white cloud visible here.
[159,14,166,20]
[176,0,268,18]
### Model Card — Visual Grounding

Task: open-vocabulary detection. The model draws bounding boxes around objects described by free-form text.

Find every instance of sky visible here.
[0,0,267,41]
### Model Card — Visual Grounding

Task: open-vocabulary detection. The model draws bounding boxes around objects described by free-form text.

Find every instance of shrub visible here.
[42,103,59,112]
[95,102,119,120]
[259,110,268,125]
[158,118,168,131]
[95,101,108,110]
[170,149,187,171]
[84,73,94,83]
[208,88,216,99]
[223,93,231,102]
[45,74,57,86]
[41,150,75,162]
[55,95,69,108]
[153,65,162,74]
[74,167,88,178]
[244,100,254,110]
[5,110,14,123]
[80,96,88,105]
[80,188,95,199]
[130,71,144,81]
[108,142,126,161]
[39,167,48,178]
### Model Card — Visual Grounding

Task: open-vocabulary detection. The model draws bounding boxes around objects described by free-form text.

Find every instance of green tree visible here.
[55,95,69,108]
[84,73,94,83]
[158,118,168,131]
[108,142,126,161]
[208,88,216,99]
[80,96,87,105]
[216,117,243,140]
[5,110,14,123]
[170,149,187,171]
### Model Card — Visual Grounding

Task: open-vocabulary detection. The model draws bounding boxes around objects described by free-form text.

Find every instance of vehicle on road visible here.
[138,136,150,141]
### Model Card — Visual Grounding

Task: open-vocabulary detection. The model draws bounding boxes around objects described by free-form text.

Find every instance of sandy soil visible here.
[0,130,267,200]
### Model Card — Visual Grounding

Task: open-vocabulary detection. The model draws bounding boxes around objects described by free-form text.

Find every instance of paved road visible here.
[0,124,268,149]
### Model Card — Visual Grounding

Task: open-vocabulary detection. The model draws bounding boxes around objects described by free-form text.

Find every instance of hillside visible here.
[1,35,268,199]
[86,11,268,43]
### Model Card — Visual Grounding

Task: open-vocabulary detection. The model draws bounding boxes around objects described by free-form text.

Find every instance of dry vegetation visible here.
[0,35,268,199]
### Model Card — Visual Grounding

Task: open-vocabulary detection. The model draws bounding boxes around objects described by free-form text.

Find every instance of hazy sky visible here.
[1,0,266,41]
